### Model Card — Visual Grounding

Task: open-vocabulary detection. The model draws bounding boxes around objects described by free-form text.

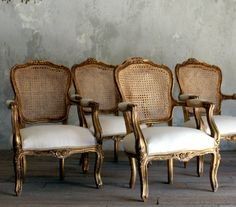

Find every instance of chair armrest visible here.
[186,99,220,145]
[185,99,213,108]
[222,93,236,100]
[178,94,199,101]
[118,102,136,112]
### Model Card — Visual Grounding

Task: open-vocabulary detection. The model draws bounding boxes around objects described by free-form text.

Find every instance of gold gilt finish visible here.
[9,60,103,196]
[72,58,124,163]
[175,58,236,169]
[115,57,221,201]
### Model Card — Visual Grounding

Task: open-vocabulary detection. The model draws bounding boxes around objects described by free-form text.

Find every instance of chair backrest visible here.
[115,57,174,124]
[11,60,71,123]
[72,58,119,114]
[175,58,222,116]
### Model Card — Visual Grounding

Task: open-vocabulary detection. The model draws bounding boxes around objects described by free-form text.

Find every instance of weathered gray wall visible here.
[0,0,235,150]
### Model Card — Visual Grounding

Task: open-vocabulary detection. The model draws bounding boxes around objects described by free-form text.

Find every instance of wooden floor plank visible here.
[0,150,236,206]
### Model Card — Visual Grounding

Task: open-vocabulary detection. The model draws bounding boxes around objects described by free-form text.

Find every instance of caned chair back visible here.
[175,58,222,115]
[115,57,174,124]
[72,58,119,114]
[11,61,71,123]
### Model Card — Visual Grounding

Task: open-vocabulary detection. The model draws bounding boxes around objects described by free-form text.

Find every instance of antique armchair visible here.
[8,60,103,196]
[71,58,127,163]
[175,58,236,171]
[115,57,221,201]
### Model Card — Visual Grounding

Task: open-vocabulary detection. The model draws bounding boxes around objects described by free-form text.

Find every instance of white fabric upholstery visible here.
[123,126,215,155]
[184,115,236,136]
[21,125,96,150]
[85,114,127,137]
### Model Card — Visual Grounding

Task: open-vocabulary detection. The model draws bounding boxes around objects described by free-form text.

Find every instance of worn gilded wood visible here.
[72,58,124,162]
[175,58,236,168]
[9,60,103,196]
[115,57,221,201]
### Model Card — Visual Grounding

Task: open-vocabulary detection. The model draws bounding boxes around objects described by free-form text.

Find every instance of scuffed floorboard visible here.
[0,150,236,207]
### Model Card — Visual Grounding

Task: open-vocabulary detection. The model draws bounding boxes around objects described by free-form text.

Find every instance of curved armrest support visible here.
[70,94,102,144]
[222,93,236,100]
[174,98,220,145]
[6,100,22,149]
[118,102,148,155]
[186,99,220,145]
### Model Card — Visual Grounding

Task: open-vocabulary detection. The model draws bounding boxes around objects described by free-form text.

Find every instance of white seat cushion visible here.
[184,115,236,136]
[21,125,96,150]
[123,126,215,155]
[85,114,127,137]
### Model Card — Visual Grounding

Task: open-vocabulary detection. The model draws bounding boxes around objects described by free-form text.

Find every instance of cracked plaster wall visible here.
[0,0,235,150]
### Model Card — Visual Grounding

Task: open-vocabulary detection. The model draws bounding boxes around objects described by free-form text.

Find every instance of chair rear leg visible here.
[210,151,221,192]
[168,159,173,184]
[80,153,89,174]
[59,158,65,180]
[128,156,137,189]
[197,155,204,177]
[114,137,120,162]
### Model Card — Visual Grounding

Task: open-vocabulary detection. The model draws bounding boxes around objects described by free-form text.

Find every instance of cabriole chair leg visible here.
[137,158,149,202]
[14,154,23,196]
[210,151,221,192]
[94,149,103,189]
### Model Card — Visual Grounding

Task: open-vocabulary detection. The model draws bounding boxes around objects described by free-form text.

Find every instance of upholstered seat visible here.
[21,125,96,150]
[184,115,236,136]
[85,115,127,137]
[124,126,215,155]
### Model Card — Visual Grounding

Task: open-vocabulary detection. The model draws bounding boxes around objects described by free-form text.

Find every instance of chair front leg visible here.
[137,158,149,202]
[168,159,173,184]
[14,152,23,196]
[94,146,103,188]
[21,156,26,182]
[128,156,137,189]
[210,151,221,192]
[197,156,204,177]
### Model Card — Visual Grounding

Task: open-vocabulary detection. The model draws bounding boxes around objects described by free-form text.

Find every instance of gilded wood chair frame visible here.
[115,57,221,201]
[9,60,103,196]
[175,58,236,141]
[72,58,124,164]
[175,58,236,170]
